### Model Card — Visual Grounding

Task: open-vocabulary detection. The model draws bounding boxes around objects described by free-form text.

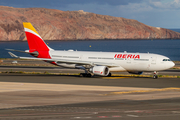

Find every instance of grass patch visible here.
[44,71,50,74]
[158,75,163,77]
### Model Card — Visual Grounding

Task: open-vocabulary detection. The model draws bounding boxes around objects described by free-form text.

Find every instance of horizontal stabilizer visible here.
[6,49,27,53]
[8,52,18,58]
[6,49,39,56]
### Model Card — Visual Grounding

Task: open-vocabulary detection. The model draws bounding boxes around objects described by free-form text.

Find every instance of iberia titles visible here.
[114,54,140,59]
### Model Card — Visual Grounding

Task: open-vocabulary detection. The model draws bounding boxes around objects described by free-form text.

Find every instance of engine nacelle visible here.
[128,71,143,75]
[90,66,109,76]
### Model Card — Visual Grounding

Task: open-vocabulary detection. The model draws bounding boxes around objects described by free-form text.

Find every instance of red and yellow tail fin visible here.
[23,22,53,58]
[23,22,52,52]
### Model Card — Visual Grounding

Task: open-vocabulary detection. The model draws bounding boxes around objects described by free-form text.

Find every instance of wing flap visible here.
[8,52,18,58]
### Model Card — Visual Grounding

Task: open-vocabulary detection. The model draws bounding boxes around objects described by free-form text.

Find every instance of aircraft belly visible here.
[147,64,166,71]
[109,66,126,72]
[57,63,76,68]
[122,62,149,71]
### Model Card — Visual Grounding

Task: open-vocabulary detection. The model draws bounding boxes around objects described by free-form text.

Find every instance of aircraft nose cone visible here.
[172,62,175,67]
[169,61,175,68]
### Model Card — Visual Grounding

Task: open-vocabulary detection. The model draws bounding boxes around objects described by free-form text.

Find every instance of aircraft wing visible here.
[8,52,117,67]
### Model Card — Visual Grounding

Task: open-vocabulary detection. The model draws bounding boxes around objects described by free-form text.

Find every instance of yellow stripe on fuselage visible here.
[23,22,39,35]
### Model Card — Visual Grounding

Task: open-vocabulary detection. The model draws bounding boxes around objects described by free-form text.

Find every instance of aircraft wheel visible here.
[79,73,84,77]
[153,75,158,79]
[107,73,112,77]
[79,73,92,77]
[87,73,92,77]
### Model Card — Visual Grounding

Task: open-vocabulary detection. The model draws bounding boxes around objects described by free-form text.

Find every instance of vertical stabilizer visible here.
[23,22,53,51]
[23,22,53,58]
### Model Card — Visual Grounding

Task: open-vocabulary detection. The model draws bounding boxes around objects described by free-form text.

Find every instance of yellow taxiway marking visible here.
[102,87,180,96]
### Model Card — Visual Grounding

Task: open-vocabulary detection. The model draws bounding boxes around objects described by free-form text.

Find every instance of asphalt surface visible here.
[1,98,180,120]
[0,73,180,88]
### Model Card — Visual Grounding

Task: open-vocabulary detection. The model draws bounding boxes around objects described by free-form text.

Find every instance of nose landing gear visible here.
[153,71,158,79]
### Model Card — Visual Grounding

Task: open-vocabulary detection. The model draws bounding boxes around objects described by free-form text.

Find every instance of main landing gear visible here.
[79,73,92,77]
[107,72,112,77]
[153,71,158,79]
[79,72,112,77]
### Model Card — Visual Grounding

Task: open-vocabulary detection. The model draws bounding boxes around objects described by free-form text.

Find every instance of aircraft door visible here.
[80,55,83,60]
[151,57,156,64]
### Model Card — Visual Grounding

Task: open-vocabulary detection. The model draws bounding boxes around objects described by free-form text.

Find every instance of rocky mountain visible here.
[0,6,180,41]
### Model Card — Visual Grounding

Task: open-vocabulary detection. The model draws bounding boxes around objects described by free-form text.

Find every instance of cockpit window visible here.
[163,59,171,61]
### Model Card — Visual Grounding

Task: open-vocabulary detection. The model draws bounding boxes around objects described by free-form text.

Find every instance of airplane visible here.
[7,22,175,79]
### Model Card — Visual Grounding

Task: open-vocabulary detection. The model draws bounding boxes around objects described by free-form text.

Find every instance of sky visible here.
[1,0,180,28]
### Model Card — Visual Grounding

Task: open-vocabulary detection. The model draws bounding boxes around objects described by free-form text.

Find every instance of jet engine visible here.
[90,66,109,76]
[128,71,143,75]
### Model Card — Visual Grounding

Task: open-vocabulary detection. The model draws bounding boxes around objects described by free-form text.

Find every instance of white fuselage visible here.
[49,50,175,72]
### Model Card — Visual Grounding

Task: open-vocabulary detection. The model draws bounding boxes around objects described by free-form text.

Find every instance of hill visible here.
[0,6,180,41]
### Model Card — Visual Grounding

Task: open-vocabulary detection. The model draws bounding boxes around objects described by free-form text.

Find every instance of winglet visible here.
[8,52,18,58]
